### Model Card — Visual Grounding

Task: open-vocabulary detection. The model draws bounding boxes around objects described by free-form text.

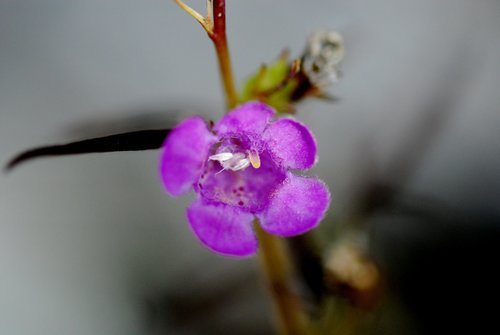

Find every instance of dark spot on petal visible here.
[238,186,244,191]
[231,138,242,146]
[238,201,244,206]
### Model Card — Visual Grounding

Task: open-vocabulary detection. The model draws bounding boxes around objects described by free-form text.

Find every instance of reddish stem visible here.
[212,0,226,37]
[210,0,238,109]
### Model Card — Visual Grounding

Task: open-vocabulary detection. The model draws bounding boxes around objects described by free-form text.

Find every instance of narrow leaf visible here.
[5,129,170,172]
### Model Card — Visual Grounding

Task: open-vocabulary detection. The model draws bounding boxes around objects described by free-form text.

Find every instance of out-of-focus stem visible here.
[256,224,311,335]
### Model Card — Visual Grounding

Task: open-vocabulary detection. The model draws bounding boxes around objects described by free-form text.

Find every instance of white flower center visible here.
[209,149,260,172]
[209,152,249,172]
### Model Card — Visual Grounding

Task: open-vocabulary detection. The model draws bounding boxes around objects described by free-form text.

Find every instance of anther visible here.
[248,149,261,169]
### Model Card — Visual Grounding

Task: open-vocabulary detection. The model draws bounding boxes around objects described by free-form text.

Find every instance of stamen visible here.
[209,152,233,162]
[208,150,253,173]
[231,158,250,171]
[209,150,257,173]
[248,149,261,169]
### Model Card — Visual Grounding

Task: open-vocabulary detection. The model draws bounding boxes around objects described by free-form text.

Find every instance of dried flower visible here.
[239,31,345,113]
[291,31,345,102]
[160,101,330,257]
[301,30,344,88]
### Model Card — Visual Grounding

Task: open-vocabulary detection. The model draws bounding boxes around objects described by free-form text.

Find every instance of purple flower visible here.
[160,101,330,257]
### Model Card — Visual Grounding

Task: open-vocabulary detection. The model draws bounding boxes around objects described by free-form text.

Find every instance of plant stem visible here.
[173,0,238,110]
[256,224,311,335]
[210,0,238,109]
[210,1,306,330]
[174,2,309,333]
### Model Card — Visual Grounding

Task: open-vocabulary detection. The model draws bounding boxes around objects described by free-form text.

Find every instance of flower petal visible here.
[215,101,275,137]
[187,198,257,257]
[199,150,287,213]
[259,174,330,236]
[262,118,317,170]
[160,116,216,196]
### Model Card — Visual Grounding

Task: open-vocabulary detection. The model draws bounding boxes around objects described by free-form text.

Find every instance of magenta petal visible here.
[259,174,330,237]
[187,198,258,257]
[160,116,216,196]
[215,101,274,137]
[262,118,317,170]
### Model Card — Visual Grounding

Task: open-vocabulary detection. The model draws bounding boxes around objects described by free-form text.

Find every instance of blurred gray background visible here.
[1,0,499,334]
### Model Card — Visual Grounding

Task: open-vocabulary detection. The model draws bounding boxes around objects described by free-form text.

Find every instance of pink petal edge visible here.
[160,116,216,196]
[187,198,258,257]
[259,173,330,237]
[215,101,275,138]
[262,118,317,170]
